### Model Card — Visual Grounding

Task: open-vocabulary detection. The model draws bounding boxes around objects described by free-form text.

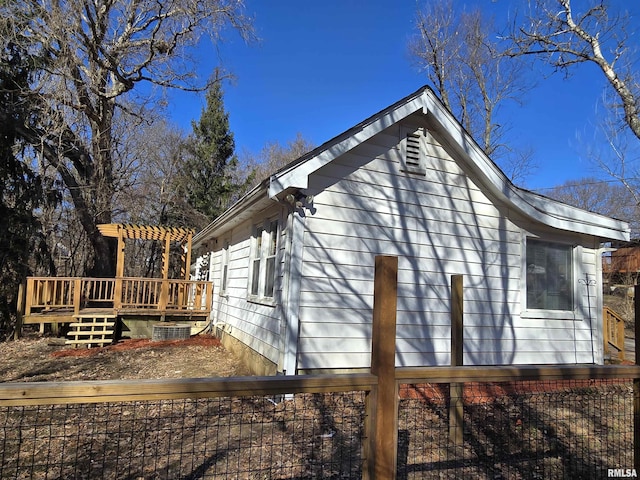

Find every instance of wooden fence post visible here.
[634,284,640,473]
[365,255,398,480]
[449,275,464,446]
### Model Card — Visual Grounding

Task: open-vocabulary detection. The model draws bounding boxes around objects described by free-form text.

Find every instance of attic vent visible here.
[401,126,427,175]
[405,132,422,169]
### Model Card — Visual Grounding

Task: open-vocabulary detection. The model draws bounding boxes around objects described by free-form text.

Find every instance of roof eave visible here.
[422,92,630,242]
[192,180,271,248]
[268,89,430,198]
[197,85,630,247]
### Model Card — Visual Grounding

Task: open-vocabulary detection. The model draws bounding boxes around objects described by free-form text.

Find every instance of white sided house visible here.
[192,86,629,375]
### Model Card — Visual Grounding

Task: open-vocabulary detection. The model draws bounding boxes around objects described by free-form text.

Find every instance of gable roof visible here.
[194,85,630,246]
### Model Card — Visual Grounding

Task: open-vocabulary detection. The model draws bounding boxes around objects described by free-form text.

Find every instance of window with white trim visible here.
[264,220,278,298]
[220,240,230,295]
[250,226,263,297]
[526,239,573,311]
[400,125,427,175]
[249,219,279,301]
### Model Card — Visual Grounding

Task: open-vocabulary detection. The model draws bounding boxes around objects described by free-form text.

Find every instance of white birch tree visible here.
[507,0,640,142]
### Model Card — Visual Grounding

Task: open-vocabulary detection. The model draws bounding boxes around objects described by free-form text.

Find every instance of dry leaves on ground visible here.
[0,334,250,383]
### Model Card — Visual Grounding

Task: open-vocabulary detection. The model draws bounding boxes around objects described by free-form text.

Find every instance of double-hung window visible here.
[526,239,573,311]
[249,219,279,301]
[264,221,278,298]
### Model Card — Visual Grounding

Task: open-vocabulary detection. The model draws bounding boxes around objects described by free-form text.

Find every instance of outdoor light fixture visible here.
[284,192,314,209]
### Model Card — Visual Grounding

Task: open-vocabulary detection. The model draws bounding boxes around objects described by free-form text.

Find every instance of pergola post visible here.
[114,228,125,309]
[115,228,125,278]
[182,234,193,281]
[96,224,196,313]
[159,234,171,312]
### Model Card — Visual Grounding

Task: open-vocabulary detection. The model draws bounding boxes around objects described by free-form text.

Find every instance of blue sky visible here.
[167,0,639,192]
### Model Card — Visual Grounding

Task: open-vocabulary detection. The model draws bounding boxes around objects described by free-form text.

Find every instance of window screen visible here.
[526,239,573,311]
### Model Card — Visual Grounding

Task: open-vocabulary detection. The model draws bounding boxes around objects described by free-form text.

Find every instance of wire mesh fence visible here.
[0,374,637,479]
[397,378,634,479]
[0,392,366,480]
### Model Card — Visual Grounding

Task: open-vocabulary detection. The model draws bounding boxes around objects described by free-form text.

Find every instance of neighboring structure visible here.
[192,86,630,375]
[603,240,640,285]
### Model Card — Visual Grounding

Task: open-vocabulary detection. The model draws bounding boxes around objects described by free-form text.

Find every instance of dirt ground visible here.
[0,332,250,383]
[0,295,633,385]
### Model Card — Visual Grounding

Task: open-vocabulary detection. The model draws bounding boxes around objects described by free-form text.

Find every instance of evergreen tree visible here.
[0,36,45,337]
[180,81,250,227]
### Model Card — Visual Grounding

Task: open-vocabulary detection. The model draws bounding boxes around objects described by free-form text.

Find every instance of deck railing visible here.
[24,276,214,318]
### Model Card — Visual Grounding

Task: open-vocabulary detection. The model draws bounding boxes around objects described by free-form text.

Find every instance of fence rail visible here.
[0,374,377,407]
[0,367,637,479]
[4,257,640,479]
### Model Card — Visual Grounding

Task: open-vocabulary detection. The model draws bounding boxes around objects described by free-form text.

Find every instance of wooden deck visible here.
[19,277,214,328]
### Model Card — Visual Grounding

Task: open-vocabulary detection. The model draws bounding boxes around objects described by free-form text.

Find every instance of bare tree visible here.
[545,176,638,229]
[252,133,315,180]
[507,0,640,142]
[410,0,533,181]
[584,104,640,210]
[237,133,314,195]
[114,118,214,277]
[2,0,252,276]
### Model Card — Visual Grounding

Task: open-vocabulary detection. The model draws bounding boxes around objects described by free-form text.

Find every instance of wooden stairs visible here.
[603,306,626,362]
[66,313,116,348]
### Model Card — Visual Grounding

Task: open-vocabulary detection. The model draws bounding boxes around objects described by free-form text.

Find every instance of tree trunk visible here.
[88,229,116,278]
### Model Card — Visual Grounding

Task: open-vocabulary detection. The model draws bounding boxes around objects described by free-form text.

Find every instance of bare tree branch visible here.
[409,1,534,182]
[1,0,253,275]
[507,0,640,141]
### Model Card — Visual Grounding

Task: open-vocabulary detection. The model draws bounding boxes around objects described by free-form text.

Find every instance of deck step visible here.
[68,322,115,328]
[66,314,117,348]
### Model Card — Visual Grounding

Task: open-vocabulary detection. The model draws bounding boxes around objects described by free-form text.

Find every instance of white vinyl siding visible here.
[199,113,606,373]
[295,118,601,371]
[206,209,285,367]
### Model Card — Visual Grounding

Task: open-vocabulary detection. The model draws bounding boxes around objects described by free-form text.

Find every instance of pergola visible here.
[17,224,211,337]
[97,224,194,281]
